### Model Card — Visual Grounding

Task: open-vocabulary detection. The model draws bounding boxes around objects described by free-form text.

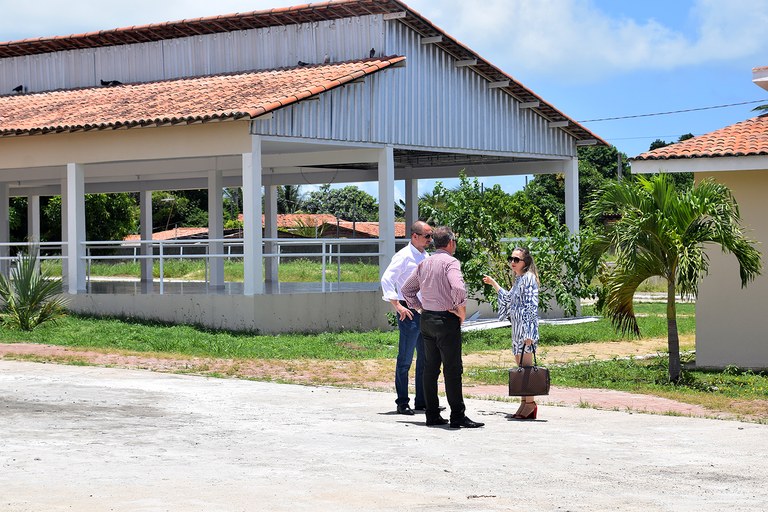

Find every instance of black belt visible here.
[422,309,453,317]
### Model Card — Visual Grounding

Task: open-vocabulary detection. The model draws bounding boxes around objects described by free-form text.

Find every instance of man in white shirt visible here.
[380,220,433,415]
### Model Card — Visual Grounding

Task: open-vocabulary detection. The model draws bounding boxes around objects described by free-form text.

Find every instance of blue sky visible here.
[3,0,767,200]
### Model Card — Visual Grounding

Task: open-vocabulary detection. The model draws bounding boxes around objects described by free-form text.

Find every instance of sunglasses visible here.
[414,232,432,239]
[508,257,524,264]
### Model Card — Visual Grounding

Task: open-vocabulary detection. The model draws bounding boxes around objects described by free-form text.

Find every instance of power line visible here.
[579,99,766,123]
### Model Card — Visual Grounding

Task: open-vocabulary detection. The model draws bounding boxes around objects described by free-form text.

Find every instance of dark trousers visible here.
[420,310,465,423]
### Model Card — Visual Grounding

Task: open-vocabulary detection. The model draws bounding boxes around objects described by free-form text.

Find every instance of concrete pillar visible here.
[65,163,86,293]
[564,157,579,234]
[264,185,278,283]
[377,146,395,275]
[208,170,224,290]
[27,195,41,243]
[404,177,419,236]
[243,136,264,295]
[0,184,9,276]
[139,190,153,293]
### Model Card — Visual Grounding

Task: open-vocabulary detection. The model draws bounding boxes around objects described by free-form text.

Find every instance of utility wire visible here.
[579,99,766,123]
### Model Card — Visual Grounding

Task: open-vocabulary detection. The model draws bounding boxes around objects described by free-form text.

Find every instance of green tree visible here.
[422,174,597,315]
[523,145,629,229]
[43,193,138,241]
[586,174,762,382]
[277,185,305,214]
[304,185,379,221]
[645,134,694,190]
[420,174,517,302]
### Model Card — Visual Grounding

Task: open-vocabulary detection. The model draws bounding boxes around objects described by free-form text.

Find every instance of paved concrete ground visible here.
[2,360,767,512]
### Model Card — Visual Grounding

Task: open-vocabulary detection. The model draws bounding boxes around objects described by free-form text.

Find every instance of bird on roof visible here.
[100,79,122,87]
[369,48,376,58]
[12,85,25,94]
[297,60,309,67]
[324,54,330,64]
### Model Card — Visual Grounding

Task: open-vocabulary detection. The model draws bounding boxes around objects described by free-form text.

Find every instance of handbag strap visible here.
[528,344,538,367]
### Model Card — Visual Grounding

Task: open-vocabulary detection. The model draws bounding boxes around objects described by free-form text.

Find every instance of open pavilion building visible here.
[0,0,604,333]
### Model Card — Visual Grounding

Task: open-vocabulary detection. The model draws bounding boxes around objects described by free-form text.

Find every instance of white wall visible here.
[696,170,768,369]
[67,291,392,334]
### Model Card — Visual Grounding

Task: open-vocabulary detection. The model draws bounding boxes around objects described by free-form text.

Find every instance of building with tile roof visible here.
[630,68,768,369]
[0,0,604,333]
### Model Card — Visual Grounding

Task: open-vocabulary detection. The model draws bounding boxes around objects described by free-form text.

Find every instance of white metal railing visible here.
[80,237,383,294]
[0,241,66,272]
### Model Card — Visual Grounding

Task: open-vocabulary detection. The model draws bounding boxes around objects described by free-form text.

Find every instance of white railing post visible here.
[159,240,165,295]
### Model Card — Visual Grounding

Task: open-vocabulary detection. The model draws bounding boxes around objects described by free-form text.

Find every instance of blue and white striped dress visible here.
[496,271,539,355]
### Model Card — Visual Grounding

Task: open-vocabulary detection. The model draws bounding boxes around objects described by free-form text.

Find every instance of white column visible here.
[27,195,41,243]
[65,163,86,293]
[264,185,278,284]
[208,170,224,290]
[564,157,579,234]
[242,136,264,295]
[0,184,9,276]
[377,146,396,275]
[60,178,68,287]
[404,177,419,235]
[139,190,153,293]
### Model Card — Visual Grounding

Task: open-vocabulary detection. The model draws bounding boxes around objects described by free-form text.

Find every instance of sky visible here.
[2,0,768,200]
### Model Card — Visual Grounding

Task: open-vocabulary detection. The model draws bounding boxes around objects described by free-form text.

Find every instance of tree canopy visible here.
[304,185,379,222]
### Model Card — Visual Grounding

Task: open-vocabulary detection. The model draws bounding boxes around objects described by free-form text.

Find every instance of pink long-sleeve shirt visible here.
[401,249,467,312]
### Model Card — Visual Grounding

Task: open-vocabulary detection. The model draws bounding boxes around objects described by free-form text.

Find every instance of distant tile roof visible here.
[0,0,604,144]
[633,115,768,160]
[128,215,406,239]
[124,227,208,241]
[0,57,404,137]
[338,221,406,238]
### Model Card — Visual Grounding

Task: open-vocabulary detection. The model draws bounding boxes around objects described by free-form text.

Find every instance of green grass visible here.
[468,355,768,402]
[0,315,400,360]
[0,302,693,360]
[463,303,695,350]
[78,258,379,283]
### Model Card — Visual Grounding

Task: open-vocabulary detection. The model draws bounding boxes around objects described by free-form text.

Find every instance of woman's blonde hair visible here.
[510,247,540,285]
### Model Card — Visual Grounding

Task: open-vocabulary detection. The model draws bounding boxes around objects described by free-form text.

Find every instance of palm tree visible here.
[586,174,762,382]
[0,247,69,330]
[277,185,305,214]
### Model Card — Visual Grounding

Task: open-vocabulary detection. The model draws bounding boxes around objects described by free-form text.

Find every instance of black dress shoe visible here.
[397,404,415,416]
[414,405,446,412]
[425,416,448,426]
[450,416,485,429]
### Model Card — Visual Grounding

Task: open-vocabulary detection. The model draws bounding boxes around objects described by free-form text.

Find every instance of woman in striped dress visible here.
[483,247,540,419]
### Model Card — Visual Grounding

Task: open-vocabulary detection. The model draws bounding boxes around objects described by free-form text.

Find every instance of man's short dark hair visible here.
[432,226,454,249]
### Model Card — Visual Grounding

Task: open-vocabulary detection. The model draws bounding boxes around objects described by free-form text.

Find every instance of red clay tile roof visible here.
[0,57,404,137]
[338,221,406,237]
[125,216,406,239]
[633,115,768,160]
[124,227,208,241]
[0,0,604,144]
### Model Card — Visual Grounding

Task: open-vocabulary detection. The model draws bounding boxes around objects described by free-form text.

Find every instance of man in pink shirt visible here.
[401,226,484,429]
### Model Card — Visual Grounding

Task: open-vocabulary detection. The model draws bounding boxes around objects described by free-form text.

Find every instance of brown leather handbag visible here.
[508,348,550,396]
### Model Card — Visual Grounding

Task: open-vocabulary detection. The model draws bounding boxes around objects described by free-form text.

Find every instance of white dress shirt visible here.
[380,242,429,302]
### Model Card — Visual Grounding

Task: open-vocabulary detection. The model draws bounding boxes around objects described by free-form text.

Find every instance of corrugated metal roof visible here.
[0,57,404,136]
[0,0,604,144]
[632,114,768,160]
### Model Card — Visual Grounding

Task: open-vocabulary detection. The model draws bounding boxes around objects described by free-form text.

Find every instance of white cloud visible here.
[408,0,768,82]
